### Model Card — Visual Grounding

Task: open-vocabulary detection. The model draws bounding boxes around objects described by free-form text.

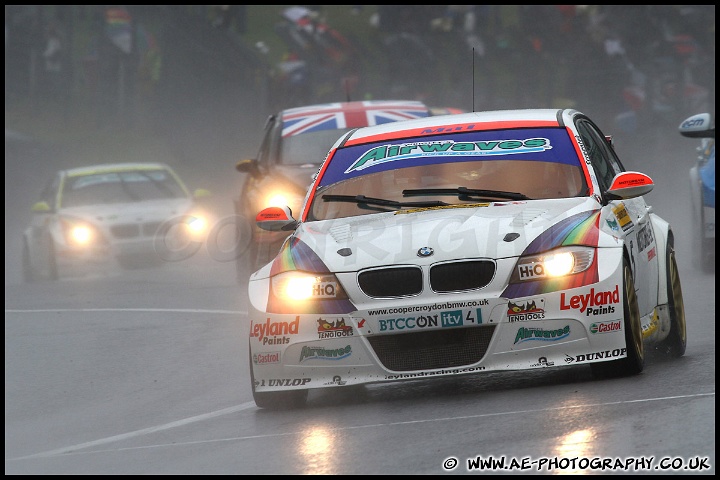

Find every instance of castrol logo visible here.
[253,352,280,365]
[589,321,622,334]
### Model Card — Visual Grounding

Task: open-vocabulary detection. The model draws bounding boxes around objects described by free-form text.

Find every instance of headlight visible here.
[261,189,305,217]
[60,217,104,247]
[510,246,595,282]
[271,271,347,302]
[185,215,207,234]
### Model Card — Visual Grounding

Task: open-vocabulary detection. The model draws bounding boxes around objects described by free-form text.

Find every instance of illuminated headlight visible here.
[510,246,595,282]
[185,215,207,234]
[262,190,305,216]
[271,271,347,302]
[70,225,93,244]
[61,218,103,247]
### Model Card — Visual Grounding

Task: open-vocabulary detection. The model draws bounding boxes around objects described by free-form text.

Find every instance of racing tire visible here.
[656,238,687,357]
[700,238,715,275]
[692,178,715,274]
[249,344,308,410]
[22,240,36,283]
[591,257,644,378]
[236,237,258,286]
[698,196,715,274]
[46,242,59,281]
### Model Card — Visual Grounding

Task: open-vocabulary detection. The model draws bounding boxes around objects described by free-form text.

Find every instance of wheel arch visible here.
[649,213,672,305]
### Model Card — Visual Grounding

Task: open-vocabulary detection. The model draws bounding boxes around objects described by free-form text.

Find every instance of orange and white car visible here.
[245,108,687,409]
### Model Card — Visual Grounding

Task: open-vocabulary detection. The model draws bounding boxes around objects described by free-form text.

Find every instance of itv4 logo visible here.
[440,308,484,327]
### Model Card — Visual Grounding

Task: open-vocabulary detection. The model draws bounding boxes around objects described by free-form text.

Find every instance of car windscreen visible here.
[60,169,188,207]
[279,129,353,166]
[309,127,588,221]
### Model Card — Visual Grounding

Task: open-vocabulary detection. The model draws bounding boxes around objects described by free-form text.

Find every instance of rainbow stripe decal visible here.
[502,210,601,298]
[267,237,356,314]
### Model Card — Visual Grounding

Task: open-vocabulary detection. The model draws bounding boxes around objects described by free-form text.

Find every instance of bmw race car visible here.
[22,162,212,281]
[678,112,715,273]
[246,108,687,409]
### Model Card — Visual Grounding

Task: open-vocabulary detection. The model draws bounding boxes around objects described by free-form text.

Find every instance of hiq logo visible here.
[517,262,545,280]
[440,310,463,327]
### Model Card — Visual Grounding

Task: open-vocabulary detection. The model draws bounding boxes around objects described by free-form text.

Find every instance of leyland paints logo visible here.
[560,285,620,316]
[345,138,552,173]
[250,316,300,345]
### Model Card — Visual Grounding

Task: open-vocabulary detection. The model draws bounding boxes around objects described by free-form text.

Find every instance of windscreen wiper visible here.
[322,194,449,211]
[403,186,531,201]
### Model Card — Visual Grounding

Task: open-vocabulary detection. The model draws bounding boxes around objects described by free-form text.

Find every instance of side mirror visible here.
[236,158,261,178]
[679,113,715,139]
[31,201,51,212]
[256,206,298,232]
[606,171,654,200]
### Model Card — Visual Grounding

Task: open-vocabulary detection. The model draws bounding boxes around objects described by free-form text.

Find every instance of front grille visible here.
[358,266,422,297]
[430,260,495,292]
[110,224,140,239]
[367,325,496,371]
[142,222,162,236]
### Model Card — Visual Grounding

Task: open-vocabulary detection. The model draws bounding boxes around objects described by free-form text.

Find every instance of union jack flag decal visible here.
[281,101,430,137]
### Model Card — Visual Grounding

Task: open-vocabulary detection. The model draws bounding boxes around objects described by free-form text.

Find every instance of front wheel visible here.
[249,344,308,410]
[591,256,644,378]
[46,241,59,281]
[22,240,36,283]
[656,238,687,357]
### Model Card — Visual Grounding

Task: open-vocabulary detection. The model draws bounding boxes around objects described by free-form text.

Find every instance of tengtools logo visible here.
[507,298,545,322]
[560,285,619,316]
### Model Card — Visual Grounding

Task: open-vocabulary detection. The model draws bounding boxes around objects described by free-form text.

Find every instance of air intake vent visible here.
[430,260,495,292]
[367,325,496,371]
[110,224,140,239]
[358,266,422,297]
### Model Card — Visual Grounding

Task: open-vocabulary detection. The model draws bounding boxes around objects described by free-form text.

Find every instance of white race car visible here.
[246,108,687,409]
[22,162,212,281]
[678,112,715,273]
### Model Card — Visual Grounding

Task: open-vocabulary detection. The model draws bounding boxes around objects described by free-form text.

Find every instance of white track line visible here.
[6,392,714,461]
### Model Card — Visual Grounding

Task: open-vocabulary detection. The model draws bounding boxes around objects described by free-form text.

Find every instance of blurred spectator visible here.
[42,22,65,102]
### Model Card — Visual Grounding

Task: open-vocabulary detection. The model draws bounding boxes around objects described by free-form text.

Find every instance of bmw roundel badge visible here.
[417,246,434,257]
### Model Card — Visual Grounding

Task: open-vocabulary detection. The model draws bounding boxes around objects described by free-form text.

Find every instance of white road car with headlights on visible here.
[22,162,211,281]
[246,108,687,409]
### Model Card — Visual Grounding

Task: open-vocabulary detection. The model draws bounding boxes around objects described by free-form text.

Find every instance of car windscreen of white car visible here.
[309,127,588,221]
[61,170,188,208]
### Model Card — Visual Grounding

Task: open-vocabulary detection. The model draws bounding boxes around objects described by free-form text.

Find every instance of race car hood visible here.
[276,197,617,275]
[59,198,194,225]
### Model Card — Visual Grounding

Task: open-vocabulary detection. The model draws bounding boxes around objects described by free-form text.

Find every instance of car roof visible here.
[340,108,576,146]
[279,100,432,135]
[63,162,173,178]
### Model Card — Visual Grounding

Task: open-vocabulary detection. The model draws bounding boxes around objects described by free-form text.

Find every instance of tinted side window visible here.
[576,120,617,192]
[256,115,279,167]
[41,174,61,208]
